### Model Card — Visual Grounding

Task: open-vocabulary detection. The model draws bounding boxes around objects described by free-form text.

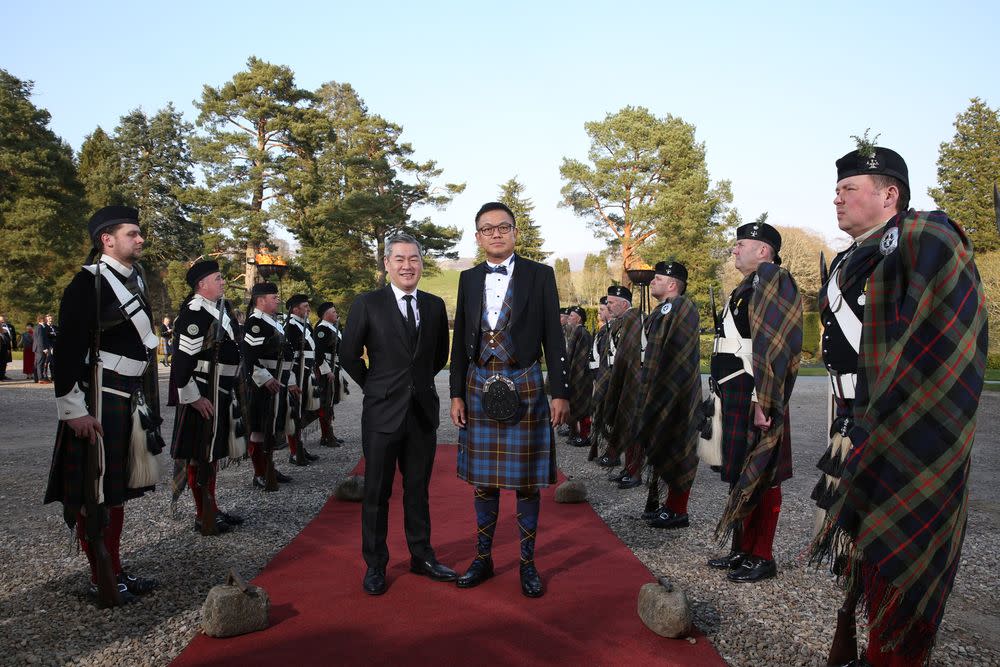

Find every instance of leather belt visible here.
[195,361,240,376]
[830,372,857,400]
[713,337,753,355]
[98,351,148,377]
[294,351,315,360]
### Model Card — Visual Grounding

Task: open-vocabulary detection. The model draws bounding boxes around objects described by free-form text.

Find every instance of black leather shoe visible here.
[334,436,345,445]
[275,470,292,483]
[617,475,643,489]
[252,475,267,489]
[303,449,319,462]
[727,557,777,583]
[118,571,158,595]
[456,558,494,589]
[570,436,590,448]
[363,566,386,595]
[410,557,457,582]
[319,435,337,448]
[648,510,690,529]
[288,454,309,466]
[607,468,628,482]
[193,517,231,534]
[641,506,666,520]
[88,581,137,606]
[218,511,244,526]
[596,454,621,468]
[707,551,748,570]
[519,563,544,598]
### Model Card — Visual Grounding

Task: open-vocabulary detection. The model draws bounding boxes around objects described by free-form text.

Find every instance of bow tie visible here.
[486,264,508,275]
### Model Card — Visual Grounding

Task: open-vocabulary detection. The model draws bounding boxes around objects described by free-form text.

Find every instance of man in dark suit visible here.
[450,202,569,598]
[341,232,456,596]
[0,315,17,381]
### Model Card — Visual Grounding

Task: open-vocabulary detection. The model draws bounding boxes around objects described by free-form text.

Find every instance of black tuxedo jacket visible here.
[342,285,449,434]
[449,255,568,400]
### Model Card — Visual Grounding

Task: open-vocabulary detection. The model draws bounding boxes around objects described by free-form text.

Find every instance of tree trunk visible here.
[245,243,258,292]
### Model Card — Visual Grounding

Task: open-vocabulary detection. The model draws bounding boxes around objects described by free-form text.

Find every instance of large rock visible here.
[201,578,270,638]
[554,479,587,503]
[334,475,365,501]
[637,579,692,638]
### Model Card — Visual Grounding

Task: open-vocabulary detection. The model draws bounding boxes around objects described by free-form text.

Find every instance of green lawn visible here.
[419,269,461,318]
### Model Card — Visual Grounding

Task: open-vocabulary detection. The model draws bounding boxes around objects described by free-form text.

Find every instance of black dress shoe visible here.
[410,557,458,582]
[303,449,319,462]
[596,454,621,468]
[727,556,777,583]
[519,563,544,598]
[648,510,690,529]
[118,571,159,595]
[334,436,345,445]
[607,468,628,482]
[275,470,292,483]
[641,505,666,520]
[88,581,137,606]
[194,517,231,534]
[617,475,643,489]
[288,454,309,466]
[218,511,244,526]
[570,436,590,448]
[319,435,336,448]
[456,558,494,588]
[363,567,386,595]
[707,551,749,570]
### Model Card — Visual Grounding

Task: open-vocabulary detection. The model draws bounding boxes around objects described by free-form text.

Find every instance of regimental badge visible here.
[251,325,260,334]
[317,330,326,338]
[749,225,759,237]
[879,227,899,256]
[857,293,866,306]
[187,324,199,335]
[660,303,672,315]
[753,275,760,289]
[866,155,880,170]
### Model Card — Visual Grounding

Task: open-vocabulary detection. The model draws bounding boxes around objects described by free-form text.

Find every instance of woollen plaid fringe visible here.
[716,264,802,541]
[811,210,988,660]
[601,309,644,458]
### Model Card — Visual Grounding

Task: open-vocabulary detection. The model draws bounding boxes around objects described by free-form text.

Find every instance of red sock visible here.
[665,488,690,515]
[106,505,124,575]
[187,464,204,517]
[740,514,755,553]
[865,578,929,667]
[750,486,782,561]
[76,511,97,583]
[579,417,591,440]
[287,434,298,456]
[318,409,332,438]
[248,442,267,476]
[209,465,219,512]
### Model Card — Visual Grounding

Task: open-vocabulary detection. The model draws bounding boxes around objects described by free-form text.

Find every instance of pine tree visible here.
[77,126,127,213]
[554,257,577,305]
[475,177,549,263]
[929,97,1000,253]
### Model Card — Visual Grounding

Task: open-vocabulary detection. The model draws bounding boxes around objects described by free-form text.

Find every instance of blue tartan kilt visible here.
[457,361,556,490]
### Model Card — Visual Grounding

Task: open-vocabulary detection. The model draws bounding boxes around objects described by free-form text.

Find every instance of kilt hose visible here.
[457,360,556,490]
[45,370,152,520]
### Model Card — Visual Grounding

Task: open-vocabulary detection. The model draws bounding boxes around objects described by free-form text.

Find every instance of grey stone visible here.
[637,580,692,639]
[334,475,365,501]
[201,582,270,638]
[554,479,587,503]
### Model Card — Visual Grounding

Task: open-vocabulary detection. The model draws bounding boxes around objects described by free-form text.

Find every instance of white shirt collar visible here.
[486,254,515,270]
[100,254,134,277]
[290,313,309,325]
[390,283,418,302]
[252,308,281,330]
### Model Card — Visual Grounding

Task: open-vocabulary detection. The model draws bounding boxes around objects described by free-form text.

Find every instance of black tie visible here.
[403,294,417,343]
[486,264,508,275]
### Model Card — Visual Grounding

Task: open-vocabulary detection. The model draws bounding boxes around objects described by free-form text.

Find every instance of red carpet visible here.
[173,445,724,666]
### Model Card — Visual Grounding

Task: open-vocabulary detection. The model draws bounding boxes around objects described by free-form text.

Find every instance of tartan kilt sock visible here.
[247,442,267,477]
[579,417,591,440]
[106,505,124,574]
[665,487,691,515]
[473,487,500,560]
[749,486,782,561]
[515,490,541,566]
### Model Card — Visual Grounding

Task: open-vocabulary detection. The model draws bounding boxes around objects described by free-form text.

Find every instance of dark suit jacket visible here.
[342,285,449,434]
[449,255,568,400]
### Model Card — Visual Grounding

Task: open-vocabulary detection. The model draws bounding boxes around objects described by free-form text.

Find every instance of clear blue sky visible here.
[4,0,998,261]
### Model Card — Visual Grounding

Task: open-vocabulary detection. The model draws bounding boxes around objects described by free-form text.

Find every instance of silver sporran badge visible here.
[879,227,899,256]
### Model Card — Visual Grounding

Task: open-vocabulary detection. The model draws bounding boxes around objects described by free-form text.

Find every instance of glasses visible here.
[476,223,515,237]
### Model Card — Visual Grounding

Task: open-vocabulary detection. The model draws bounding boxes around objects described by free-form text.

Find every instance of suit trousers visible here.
[361,399,437,569]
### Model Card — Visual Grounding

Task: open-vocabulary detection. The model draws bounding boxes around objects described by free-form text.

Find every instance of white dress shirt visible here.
[390,283,420,328]
[484,254,514,330]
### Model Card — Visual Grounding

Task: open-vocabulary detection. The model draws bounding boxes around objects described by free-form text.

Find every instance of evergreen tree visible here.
[0,69,87,323]
[554,257,576,305]
[77,126,127,213]
[475,177,549,263]
[929,97,1000,253]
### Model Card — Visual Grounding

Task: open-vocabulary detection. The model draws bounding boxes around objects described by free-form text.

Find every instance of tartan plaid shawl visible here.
[635,297,702,491]
[717,263,802,538]
[812,210,988,657]
[567,324,594,422]
[602,309,644,449]
[589,324,612,448]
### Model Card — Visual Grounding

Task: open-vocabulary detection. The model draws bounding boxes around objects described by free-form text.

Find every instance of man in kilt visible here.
[45,206,161,606]
[602,286,646,490]
[810,144,988,666]
[169,261,245,534]
[242,282,299,489]
[635,262,701,530]
[313,301,345,448]
[587,296,611,461]
[708,221,802,583]
[284,294,319,466]
[564,305,593,447]
[450,202,569,598]
[594,287,632,469]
